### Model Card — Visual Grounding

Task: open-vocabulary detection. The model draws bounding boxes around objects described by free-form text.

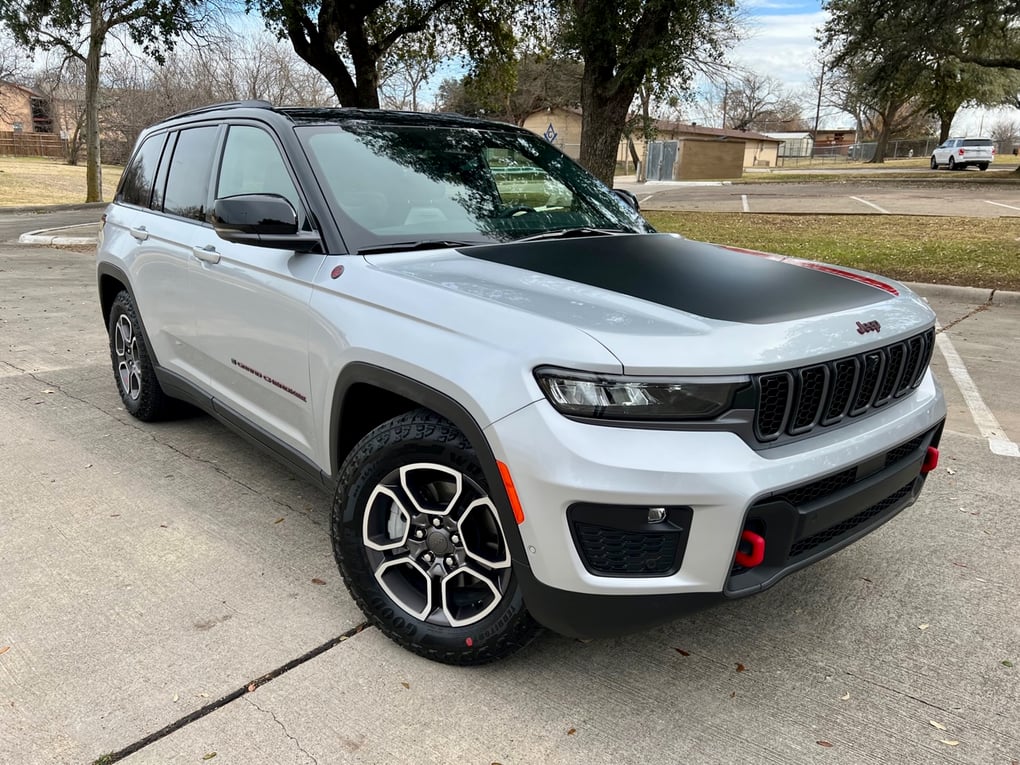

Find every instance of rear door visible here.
[186,122,324,459]
[962,138,994,163]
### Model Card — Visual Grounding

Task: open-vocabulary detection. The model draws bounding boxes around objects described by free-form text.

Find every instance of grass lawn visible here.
[644,211,1020,292]
[0,156,123,207]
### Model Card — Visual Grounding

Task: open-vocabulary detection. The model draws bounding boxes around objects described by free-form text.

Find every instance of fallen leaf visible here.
[159,524,168,528]
[1002,660,1014,668]
[918,624,930,630]
[566,728,576,736]
[0,646,10,656]
[273,517,284,524]
[940,740,959,747]
[202,753,217,760]
[311,578,326,585]
[730,691,736,698]
[946,468,956,475]
[41,389,54,394]
[840,692,850,700]
[85,464,92,468]
[401,682,410,689]
[735,663,746,672]
[817,741,833,748]
[199,693,209,698]
[674,648,690,656]
[247,683,256,692]
[172,693,179,702]
[929,720,947,731]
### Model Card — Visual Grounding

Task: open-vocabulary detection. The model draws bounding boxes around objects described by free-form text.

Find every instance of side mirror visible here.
[212,194,320,252]
[612,188,640,212]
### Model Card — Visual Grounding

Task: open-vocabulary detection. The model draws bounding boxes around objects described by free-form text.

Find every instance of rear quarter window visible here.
[117,133,167,208]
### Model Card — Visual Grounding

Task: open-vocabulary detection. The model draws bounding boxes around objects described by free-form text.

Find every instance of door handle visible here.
[129,226,148,241]
[192,245,220,264]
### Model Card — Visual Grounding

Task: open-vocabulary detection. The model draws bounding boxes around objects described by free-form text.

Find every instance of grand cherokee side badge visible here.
[856,320,881,334]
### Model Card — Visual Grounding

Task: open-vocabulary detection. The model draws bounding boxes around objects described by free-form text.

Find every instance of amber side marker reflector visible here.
[496,461,525,524]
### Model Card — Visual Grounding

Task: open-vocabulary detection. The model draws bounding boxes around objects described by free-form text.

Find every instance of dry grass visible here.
[644,211,1020,291]
[0,156,123,207]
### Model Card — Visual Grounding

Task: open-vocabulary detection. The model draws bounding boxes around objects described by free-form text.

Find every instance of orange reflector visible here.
[496,460,525,524]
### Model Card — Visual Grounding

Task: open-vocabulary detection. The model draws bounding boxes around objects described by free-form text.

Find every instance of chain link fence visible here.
[778,138,1019,166]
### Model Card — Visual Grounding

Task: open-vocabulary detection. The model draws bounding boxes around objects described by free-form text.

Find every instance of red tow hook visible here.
[921,446,939,474]
[734,529,766,568]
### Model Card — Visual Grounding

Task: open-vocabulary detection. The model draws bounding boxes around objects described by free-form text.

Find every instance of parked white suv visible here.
[97,102,946,664]
[930,137,995,170]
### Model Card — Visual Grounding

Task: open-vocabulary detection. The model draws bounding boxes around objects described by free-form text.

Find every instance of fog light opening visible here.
[647,507,667,523]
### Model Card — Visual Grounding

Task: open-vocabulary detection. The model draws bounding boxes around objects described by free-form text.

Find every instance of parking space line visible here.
[741,194,750,213]
[639,194,656,204]
[849,196,890,214]
[935,330,1020,457]
[984,200,1020,212]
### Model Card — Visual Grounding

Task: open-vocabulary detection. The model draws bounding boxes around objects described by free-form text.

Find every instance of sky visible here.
[726,0,1010,134]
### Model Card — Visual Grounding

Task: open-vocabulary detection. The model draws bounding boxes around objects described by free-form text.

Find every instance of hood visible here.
[365,234,935,375]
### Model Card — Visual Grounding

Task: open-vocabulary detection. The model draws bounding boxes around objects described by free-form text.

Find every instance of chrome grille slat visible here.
[753,329,934,444]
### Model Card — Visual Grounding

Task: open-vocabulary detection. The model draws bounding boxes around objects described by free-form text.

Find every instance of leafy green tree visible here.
[557,0,735,184]
[1,0,206,202]
[252,0,518,109]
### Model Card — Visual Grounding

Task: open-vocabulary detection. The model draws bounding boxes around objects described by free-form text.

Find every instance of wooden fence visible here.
[0,131,68,158]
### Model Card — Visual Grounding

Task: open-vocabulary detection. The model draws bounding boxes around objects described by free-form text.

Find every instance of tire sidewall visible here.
[107,291,161,419]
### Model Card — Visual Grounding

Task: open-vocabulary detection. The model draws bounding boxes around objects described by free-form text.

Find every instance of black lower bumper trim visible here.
[513,562,722,639]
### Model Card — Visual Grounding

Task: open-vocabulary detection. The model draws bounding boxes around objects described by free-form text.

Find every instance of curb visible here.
[905,282,1020,306]
[1,201,107,214]
[18,223,99,246]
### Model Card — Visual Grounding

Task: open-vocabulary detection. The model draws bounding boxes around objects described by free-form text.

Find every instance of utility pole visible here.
[721,81,728,130]
[811,62,825,159]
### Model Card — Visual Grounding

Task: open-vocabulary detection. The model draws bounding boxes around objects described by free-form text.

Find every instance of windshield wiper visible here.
[511,227,635,243]
[357,239,487,255]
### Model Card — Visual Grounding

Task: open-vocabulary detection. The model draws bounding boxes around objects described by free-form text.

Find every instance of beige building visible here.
[0,81,55,133]
[523,108,782,177]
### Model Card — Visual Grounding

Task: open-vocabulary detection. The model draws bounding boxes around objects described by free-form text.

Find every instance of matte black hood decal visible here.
[459,234,893,324]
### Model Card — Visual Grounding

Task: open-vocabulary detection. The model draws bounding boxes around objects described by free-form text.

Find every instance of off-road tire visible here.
[107,291,173,421]
[332,408,541,665]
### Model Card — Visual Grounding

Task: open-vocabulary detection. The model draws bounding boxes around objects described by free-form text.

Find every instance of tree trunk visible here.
[938,111,955,143]
[84,5,105,202]
[579,67,633,186]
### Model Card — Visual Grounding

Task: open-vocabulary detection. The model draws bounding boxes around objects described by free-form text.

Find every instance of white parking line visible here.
[850,196,890,214]
[935,330,1020,457]
[638,194,656,204]
[741,194,750,213]
[984,200,1020,212]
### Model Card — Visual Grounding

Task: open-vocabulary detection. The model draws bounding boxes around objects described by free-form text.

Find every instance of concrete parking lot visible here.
[618,173,1020,218]
[1,210,1019,764]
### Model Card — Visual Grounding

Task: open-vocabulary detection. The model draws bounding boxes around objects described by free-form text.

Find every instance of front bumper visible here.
[484,371,945,637]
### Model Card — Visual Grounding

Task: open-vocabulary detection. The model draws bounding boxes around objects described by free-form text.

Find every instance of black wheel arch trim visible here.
[329,362,531,568]
[97,262,162,371]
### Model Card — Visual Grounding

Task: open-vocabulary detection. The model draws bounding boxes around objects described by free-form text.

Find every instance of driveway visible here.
[2,215,1018,764]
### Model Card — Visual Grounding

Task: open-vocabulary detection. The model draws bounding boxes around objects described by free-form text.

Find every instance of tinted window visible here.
[163,126,219,221]
[217,126,301,215]
[118,133,166,208]
[963,139,992,147]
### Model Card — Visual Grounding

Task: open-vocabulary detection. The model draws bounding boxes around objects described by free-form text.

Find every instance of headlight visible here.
[534,367,749,421]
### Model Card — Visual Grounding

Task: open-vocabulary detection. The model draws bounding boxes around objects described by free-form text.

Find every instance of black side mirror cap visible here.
[212,194,320,252]
[612,188,640,212]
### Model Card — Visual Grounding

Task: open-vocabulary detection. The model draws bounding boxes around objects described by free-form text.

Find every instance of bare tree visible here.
[722,72,805,132]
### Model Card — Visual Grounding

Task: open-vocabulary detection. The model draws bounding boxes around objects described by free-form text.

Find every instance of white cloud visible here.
[728,11,828,91]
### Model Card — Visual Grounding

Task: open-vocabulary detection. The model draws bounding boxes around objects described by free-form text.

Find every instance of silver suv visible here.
[930,137,995,170]
[97,102,946,664]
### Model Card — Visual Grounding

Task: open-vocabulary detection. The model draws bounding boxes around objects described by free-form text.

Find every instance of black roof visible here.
[153,100,524,135]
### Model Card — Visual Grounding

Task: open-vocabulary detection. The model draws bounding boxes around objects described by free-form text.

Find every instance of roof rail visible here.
[160,100,274,123]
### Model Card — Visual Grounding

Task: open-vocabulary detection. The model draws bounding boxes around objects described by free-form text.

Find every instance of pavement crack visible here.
[936,302,991,334]
[88,622,370,764]
[845,671,950,713]
[3,362,302,515]
[245,697,319,765]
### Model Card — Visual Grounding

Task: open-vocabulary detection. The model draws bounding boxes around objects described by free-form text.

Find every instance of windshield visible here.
[296,123,652,252]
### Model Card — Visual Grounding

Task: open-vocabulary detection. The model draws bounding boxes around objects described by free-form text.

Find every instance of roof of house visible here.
[763,131,814,141]
[650,120,782,143]
[0,80,47,99]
